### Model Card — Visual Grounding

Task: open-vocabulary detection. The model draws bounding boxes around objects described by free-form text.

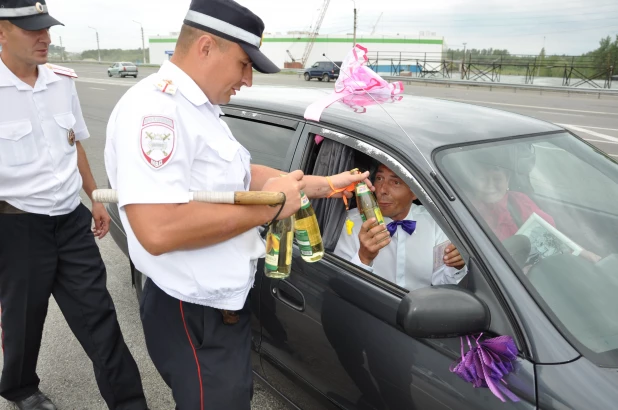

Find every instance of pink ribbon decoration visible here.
[304,44,405,122]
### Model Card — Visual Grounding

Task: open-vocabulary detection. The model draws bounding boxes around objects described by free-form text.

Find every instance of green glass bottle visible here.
[294,191,324,263]
[355,181,385,226]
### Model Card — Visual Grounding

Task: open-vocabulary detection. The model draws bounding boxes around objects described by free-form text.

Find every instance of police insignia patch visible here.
[140,116,176,169]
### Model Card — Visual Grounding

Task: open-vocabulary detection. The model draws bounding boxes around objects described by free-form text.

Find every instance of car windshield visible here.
[437,132,618,365]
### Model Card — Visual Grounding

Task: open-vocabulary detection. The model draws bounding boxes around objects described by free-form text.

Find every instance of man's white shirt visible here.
[105,61,264,310]
[334,204,466,290]
[0,58,89,215]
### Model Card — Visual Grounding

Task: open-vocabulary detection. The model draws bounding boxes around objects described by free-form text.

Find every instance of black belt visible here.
[0,201,27,214]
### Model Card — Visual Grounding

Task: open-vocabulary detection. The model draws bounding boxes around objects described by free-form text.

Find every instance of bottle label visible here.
[300,192,311,210]
[265,233,280,271]
[295,229,313,256]
[295,216,322,247]
[356,184,370,195]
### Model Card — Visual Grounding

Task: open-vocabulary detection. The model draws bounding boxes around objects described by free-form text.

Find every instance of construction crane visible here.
[286,50,296,63]
[371,12,383,36]
[301,0,331,67]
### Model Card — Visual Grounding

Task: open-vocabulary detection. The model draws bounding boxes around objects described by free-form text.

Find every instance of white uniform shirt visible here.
[105,61,264,310]
[0,58,89,215]
[334,205,466,291]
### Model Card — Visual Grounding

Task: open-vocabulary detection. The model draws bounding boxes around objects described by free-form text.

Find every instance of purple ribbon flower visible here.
[449,333,520,403]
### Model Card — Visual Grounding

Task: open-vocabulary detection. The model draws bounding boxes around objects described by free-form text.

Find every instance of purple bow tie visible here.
[387,220,416,237]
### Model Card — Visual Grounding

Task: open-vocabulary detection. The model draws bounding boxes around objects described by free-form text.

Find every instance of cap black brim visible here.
[239,43,280,74]
[10,14,64,31]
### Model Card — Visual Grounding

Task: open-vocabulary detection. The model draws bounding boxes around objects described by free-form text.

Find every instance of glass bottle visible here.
[265,215,295,279]
[294,191,324,263]
[355,181,385,226]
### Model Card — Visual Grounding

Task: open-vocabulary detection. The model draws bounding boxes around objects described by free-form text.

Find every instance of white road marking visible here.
[538,111,585,117]
[89,87,106,91]
[76,77,137,87]
[584,139,618,145]
[558,124,618,143]
[558,125,618,132]
[448,98,618,116]
[610,154,618,158]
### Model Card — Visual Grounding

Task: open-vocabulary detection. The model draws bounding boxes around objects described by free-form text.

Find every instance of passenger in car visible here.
[468,154,602,264]
[334,164,467,290]
[469,160,555,242]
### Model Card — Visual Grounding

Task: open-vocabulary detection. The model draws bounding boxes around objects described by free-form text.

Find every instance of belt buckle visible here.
[220,309,240,325]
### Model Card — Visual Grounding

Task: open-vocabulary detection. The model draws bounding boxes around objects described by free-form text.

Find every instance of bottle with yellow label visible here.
[265,215,295,279]
[294,191,324,263]
[355,181,385,226]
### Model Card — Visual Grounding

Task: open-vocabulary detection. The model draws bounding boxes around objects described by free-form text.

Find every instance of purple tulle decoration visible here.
[449,334,520,403]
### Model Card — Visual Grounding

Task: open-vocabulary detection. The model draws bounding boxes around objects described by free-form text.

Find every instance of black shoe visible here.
[13,391,56,410]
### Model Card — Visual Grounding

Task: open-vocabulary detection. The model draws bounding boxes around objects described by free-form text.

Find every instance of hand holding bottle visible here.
[262,170,306,220]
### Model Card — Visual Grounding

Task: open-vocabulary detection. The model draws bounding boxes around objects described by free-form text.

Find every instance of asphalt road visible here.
[1,62,616,410]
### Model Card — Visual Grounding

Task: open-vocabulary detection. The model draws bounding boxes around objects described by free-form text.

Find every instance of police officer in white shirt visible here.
[335,164,467,290]
[0,2,147,410]
[104,0,370,408]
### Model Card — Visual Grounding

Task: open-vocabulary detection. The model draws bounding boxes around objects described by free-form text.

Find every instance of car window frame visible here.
[221,106,304,172]
[292,122,529,357]
[434,131,618,367]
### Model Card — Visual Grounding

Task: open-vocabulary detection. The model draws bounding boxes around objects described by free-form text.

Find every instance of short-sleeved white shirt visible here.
[334,205,466,290]
[0,57,89,215]
[105,61,265,310]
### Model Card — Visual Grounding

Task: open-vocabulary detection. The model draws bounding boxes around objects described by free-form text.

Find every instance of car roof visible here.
[228,86,563,157]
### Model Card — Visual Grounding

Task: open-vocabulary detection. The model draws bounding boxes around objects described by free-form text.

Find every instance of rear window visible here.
[123,63,136,67]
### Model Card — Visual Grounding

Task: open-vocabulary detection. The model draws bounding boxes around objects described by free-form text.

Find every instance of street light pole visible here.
[59,36,64,62]
[88,26,101,62]
[133,20,147,64]
[350,0,357,47]
[461,43,467,79]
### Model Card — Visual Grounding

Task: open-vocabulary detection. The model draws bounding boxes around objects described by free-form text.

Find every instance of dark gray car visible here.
[106,86,618,410]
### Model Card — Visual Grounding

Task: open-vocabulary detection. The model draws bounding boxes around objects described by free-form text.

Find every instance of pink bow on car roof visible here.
[304,44,404,122]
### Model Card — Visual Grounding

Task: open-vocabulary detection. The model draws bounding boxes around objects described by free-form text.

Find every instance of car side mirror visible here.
[397,285,489,338]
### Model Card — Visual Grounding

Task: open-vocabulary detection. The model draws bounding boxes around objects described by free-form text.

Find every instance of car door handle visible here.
[272,280,305,312]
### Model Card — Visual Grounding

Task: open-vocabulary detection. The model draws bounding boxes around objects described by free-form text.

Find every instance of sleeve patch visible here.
[140,116,176,169]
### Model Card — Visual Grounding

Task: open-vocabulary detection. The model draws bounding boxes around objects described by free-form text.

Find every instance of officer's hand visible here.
[327,170,373,199]
[444,244,465,269]
[91,202,111,239]
[262,170,306,220]
[358,218,390,266]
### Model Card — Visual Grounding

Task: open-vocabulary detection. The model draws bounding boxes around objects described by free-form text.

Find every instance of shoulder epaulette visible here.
[154,79,177,96]
[45,63,78,79]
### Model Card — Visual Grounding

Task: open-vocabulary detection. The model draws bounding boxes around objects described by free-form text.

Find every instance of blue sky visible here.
[48,0,618,55]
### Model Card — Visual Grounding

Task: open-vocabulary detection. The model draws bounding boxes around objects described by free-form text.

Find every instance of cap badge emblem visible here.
[35,2,44,13]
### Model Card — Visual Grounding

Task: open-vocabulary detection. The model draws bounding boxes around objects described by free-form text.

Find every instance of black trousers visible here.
[0,204,147,409]
[140,278,253,410]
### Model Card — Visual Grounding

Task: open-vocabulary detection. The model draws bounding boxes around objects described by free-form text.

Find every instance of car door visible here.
[309,62,321,78]
[112,63,119,76]
[259,125,537,409]
[219,105,305,376]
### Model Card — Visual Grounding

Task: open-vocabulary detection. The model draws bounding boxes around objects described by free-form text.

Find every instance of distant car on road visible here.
[108,62,138,78]
[304,61,342,82]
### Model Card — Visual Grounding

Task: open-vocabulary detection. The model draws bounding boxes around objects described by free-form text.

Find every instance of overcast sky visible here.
[47,0,618,55]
